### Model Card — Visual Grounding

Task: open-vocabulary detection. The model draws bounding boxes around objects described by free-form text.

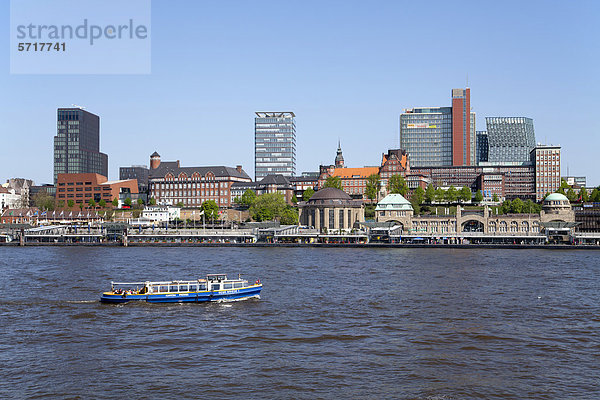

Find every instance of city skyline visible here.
[1,1,598,186]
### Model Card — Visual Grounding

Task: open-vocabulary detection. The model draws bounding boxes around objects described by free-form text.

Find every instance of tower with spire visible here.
[335,140,345,168]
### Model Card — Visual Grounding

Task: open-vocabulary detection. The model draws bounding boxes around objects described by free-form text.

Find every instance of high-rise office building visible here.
[53,108,108,184]
[531,145,561,201]
[476,131,489,164]
[399,107,453,167]
[254,112,296,181]
[486,117,535,164]
[399,88,473,168]
[451,88,471,166]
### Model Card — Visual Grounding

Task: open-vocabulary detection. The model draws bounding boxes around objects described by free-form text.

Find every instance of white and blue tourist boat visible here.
[100,274,262,304]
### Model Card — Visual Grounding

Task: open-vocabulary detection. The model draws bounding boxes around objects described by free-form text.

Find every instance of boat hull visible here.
[100,285,262,304]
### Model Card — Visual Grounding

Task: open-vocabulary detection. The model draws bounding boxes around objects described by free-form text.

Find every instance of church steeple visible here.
[335,140,345,168]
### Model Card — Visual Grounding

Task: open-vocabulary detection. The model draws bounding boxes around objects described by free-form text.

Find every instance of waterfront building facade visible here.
[55,173,139,208]
[573,202,600,232]
[486,117,535,164]
[254,112,296,181]
[374,192,575,237]
[148,152,252,208]
[298,187,364,232]
[530,145,561,201]
[53,108,108,184]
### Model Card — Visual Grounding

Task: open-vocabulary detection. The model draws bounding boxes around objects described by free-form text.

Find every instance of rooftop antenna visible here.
[71,104,86,110]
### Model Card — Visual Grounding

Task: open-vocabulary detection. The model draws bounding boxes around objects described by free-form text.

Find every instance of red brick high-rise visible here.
[451,88,471,166]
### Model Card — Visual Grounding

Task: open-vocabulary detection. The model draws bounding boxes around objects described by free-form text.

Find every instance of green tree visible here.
[459,186,471,203]
[425,184,435,203]
[137,198,144,206]
[474,189,483,203]
[78,203,84,211]
[88,199,96,209]
[175,201,184,208]
[510,198,524,213]
[280,207,299,225]
[323,176,342,190]
[291,194,298,204]
[68,199,75,209]
[149,197,157,205]
[492,193,499,202]
[250,192,286,222]
[112,198,119,207]
[365,174,381,200]
[57,200,65,208]
[445,186,458,203]
[302,187,315,201]
[98,199,106,208]
[566,187,577,202]
[434,188,445,203]
[501,200,511,214]
[240,189,257,207]
[201,200,219,221]
[411,186,425,208]
[387,174,408,196]
[524,199,536,213]
[542,192,551,200]
[590,188,600,202]
[32,191,55,211]
[124,197,133,207]
[580,187,589,202]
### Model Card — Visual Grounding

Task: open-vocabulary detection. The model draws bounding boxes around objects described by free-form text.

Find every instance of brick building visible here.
[55,173,138,208]
[148,152,252,208]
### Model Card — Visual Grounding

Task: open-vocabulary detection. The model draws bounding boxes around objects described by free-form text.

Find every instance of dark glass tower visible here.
[53,108,108,184]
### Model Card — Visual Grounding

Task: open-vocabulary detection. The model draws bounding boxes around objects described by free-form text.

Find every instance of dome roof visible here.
[309,187,352,201]
[545,193,568,202]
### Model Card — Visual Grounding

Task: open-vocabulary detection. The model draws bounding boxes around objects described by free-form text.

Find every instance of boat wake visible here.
[66,300,97,304]
[216,295,260,303]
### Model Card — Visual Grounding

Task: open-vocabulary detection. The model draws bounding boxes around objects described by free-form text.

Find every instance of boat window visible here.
[169,285,179,292]
[223,283,232,289]
[159,285,168,292]
[179,285,188,292]
[211,284,220,291]
[234,283,243,288]
[189,284,197,291]
[199,284,207,290]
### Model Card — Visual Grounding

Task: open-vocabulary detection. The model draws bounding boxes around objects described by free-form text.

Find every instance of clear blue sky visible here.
[1,0,599,186]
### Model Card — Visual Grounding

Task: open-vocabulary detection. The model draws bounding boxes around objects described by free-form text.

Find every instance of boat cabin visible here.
[110,274,251,295]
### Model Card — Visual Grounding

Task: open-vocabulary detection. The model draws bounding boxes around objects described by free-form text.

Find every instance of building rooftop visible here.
[545,193,569,202]
[309,187,351,201]
[375,194,414,211]
[331,167,380,179]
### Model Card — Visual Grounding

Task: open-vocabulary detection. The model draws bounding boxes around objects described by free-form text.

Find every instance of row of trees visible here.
[500,198,542,214]
[234,189,298,225]
[553,179,600,203]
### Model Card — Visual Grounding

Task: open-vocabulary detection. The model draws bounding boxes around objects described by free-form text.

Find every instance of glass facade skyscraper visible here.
[486,117,535,164]
[399,107,453,167]
[254,112,296,181]
[53,108,108,184]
